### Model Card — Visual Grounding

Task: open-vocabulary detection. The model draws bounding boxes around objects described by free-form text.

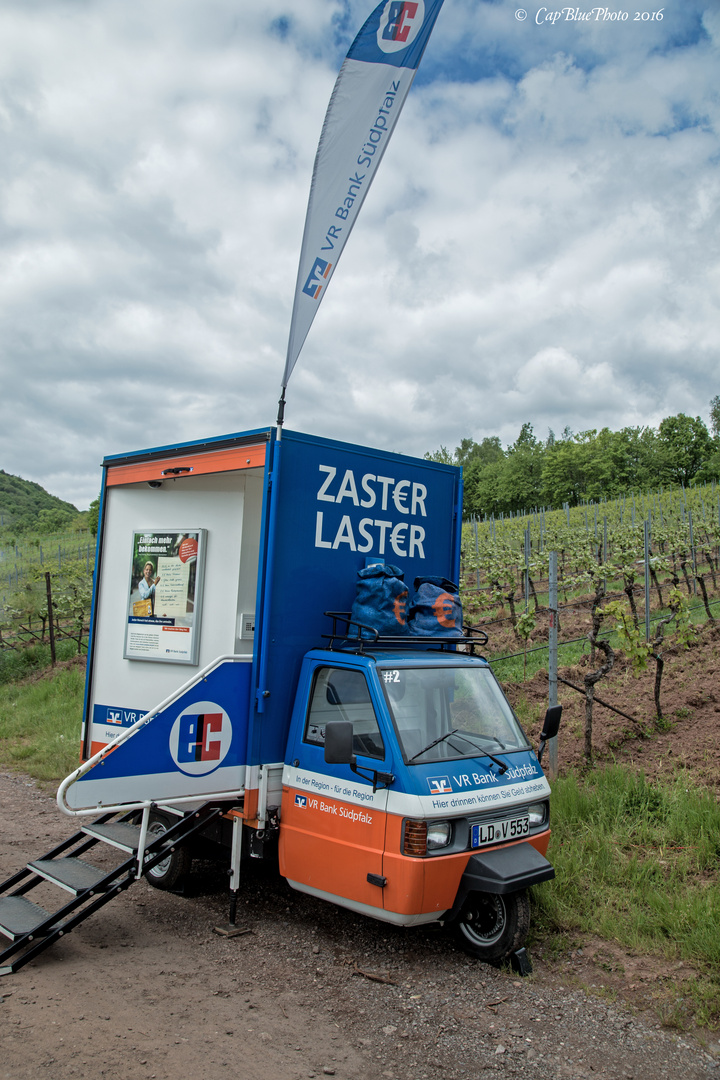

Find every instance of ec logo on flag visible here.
[302,257,332,300]
[378,0,425,52]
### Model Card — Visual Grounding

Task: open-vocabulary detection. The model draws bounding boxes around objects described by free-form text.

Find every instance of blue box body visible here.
[253,429,462,767]
[80,426,462,780]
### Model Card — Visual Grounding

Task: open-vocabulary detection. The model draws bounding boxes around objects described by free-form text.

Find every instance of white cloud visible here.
[507,346,621,421]
[0,0,718,507]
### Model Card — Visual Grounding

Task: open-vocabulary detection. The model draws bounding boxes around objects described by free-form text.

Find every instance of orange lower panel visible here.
[529,831,550,859]
[382,819,552,917]
[382,815,464,915]
[279,787,386,909]
[277,785,553,918]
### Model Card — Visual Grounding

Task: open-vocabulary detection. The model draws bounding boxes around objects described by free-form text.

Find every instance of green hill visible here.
[0,470,79,532]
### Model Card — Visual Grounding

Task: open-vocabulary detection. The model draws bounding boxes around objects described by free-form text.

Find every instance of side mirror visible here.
[537,705,562,764]
[324,721,356,766]
[540,705,562,742]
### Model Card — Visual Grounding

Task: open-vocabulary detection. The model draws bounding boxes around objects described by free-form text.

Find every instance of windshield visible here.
[379,664,529,764]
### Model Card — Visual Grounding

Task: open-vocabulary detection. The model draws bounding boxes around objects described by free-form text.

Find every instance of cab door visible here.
[280,664,391,910]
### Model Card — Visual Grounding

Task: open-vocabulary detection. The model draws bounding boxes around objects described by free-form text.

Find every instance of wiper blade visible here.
[408,728,461,762]
[448,731,509,774]
[454,731,508,751]
[408,729,508,774]
[483,734,508,750]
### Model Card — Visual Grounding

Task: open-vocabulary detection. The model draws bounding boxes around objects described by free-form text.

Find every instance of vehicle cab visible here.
[280,646,557,963]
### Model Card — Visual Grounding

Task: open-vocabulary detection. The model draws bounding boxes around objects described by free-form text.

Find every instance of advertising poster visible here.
[124,529,207,664]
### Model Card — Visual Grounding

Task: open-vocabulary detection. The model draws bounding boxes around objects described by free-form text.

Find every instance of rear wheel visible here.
[453,889,530,964]
[143,812,192,890]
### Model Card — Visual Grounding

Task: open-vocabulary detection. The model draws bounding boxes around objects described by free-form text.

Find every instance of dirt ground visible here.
[1,771,718,1080]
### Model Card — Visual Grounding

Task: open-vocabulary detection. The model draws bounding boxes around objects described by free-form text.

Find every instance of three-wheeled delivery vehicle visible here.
[0,426,560,975]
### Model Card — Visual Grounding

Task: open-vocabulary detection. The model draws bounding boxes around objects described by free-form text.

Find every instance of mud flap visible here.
[448,842,555,921]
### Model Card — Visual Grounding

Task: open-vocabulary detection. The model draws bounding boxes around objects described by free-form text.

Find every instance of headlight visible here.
[426,821,452,850]
[527,802,548,827]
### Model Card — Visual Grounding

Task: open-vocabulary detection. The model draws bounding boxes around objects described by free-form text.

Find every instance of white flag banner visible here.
[282,0,446,389]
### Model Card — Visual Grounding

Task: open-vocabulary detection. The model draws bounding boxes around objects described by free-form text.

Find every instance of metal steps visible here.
[81,822,141,852]
[0,804,225,976]
[0,896,58,940]
[29,857,108,894]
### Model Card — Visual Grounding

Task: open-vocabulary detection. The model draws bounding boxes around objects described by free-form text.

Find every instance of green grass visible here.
[532,766,720,1027]
[0,663,84,780]
[0,638,80,685]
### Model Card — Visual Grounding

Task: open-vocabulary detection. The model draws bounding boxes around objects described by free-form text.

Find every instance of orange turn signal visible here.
[403,819,427,856]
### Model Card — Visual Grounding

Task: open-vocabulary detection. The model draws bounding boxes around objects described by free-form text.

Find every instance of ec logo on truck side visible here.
[168,701,233,776]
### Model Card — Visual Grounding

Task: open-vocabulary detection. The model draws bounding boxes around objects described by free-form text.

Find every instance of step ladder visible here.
[0,803,224,976]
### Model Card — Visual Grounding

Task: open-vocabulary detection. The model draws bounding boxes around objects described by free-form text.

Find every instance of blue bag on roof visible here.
[409,576,463,637]
[349,563,409,639]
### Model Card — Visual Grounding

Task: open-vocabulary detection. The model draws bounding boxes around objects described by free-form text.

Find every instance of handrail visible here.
[57,653,251,817]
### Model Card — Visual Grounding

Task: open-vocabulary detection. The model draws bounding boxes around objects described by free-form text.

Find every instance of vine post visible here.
[547,551,558,779]
[688,510,698,595]
[44,570,56,668]
[644,519,651,641]
[473,519,480,588]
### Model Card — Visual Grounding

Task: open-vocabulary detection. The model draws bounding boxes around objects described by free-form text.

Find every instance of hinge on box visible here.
[366,873,387,888]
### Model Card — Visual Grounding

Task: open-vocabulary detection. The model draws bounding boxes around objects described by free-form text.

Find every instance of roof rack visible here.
[322,612,489,655]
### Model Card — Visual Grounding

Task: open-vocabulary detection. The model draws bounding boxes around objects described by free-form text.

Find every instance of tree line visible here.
[427,399,720,518]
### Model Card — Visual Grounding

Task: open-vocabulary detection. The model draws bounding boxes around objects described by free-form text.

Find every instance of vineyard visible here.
[0,528,96,676]
[459,480,720,782]
[2,480,720,754]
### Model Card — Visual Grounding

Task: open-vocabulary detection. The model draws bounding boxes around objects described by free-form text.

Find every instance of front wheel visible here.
[453,889,530,964]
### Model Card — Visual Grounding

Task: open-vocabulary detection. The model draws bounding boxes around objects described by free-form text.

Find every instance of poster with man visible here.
[124,530,206,664]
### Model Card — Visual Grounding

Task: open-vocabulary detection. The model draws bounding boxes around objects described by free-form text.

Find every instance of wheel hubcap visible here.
[147,820,171,878]
[460,894,507,946]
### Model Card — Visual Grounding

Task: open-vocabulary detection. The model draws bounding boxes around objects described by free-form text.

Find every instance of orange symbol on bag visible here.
[433,592,456,629]
[393,590,408,626]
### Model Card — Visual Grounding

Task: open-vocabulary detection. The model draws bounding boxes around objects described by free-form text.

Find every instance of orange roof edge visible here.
[106,443,266,487]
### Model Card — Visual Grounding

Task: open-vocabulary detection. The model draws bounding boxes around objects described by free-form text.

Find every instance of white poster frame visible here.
[123,528,207,665]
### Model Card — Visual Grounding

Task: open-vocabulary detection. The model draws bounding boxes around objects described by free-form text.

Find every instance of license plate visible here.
[471,815,530,848]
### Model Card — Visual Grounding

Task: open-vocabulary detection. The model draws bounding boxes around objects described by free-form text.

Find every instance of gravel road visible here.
[1,771,717,1080]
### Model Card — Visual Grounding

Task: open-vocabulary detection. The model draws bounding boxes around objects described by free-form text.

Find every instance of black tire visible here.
[453,888,530,964]
[143,812,192,890]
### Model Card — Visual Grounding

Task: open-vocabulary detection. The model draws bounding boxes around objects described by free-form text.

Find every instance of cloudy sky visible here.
[1,0,718,509]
